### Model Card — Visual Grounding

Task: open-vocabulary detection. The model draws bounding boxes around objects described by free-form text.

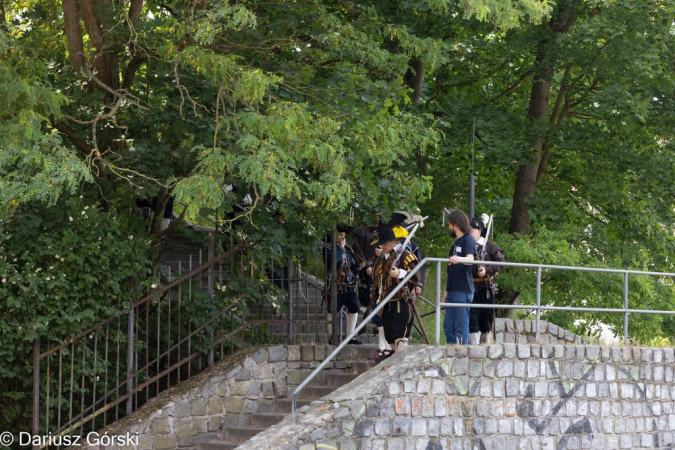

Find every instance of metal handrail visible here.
[291,256,675,422]
[291,261,426,422]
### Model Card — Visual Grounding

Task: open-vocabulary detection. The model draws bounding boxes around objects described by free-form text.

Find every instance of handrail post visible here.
[126,304,134,416]
[288,256,294,345]
[331,231,338,345]
[623,272,629,343]
[436,261,441,346]
[291,392,297,423]
[208,232,214,299]
[33,339,40,447]
[535,267,541,341]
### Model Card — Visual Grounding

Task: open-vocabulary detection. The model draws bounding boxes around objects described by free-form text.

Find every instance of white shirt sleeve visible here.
[398,269,407,279]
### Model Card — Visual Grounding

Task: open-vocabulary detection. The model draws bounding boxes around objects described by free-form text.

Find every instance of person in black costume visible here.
[468,217,505,344]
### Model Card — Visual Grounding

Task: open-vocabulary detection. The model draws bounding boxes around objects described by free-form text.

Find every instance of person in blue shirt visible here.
[442,209,476,345]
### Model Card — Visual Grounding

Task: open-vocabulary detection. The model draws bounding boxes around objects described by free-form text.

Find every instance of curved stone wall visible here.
[243,344,674,450]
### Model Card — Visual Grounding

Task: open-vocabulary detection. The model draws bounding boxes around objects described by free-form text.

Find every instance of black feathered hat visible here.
[336,224,354,234]
[470,217,487,237]
[382,212,409,228]
[371,226,397,245]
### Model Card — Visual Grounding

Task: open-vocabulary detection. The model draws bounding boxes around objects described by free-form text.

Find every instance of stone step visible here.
[221,426,267,441]
[325,372,360,386]
[196,440,240,450]
[241,412,286,428]
[298,385,339,399]
[273,398,314,413]
[342,360,377,373]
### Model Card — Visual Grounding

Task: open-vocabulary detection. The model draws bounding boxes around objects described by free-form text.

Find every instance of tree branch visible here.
[51,119,93,157]
[439,58,510,89]
[122,44,148,90]
[85,65,148,111]
[490,69,532,103]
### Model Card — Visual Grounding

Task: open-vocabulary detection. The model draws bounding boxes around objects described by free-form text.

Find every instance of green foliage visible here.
[0,30,91,214]
[0,195,152,430]
[496,226,675,343]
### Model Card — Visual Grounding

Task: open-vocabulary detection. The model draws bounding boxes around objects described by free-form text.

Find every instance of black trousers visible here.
[469,285,495,334]
[382,299,413,345]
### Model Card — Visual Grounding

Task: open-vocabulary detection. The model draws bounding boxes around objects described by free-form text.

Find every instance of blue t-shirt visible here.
[446,233,477,293]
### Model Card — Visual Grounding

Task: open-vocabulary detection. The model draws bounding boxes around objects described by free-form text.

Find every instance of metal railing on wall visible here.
[292,256,675,422]
[31,233,329,446]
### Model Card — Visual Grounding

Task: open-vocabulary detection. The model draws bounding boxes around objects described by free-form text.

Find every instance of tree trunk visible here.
[78,0,120,94]
[508,39,553,235]
[508,1,580,235]
[405,57,425,104]
[62,0,87,70]
[405,57,428,174]
[0,0,6,27]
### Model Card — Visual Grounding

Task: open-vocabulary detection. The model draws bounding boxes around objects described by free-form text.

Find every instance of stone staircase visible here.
[156,231,383,449]
[196,344,381,450]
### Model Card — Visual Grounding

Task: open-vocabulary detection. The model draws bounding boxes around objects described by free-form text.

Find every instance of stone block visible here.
[469,346,487,359]
[288,345,301,361]
[488,345,503,359]
[496,360,513,378]
[268,345,286,362]
[151,417,171,434]
[366,398,379,418]
[175,401,192,419]
[192,417,208,433]
[493,380,505,397]
[379,397,394,417]
[411,418,427,436]
[207,397,223,415]
[374,418,391,436]
[411,397,422,416]
[252,348,268,363]
[153,436,177,450]
[404,380,416,393]
[326,422,341,439]
[245,380,262,397]
[253,364,274,380]
[224,397,243,413]
[273,379,288,397]
[191,398,207,416]
[517,345,530,359]
[513,360,526,379]
[505,379,519,397]
[392,417,411,436]
[300,345,313,361]
[310,428,324,442]
[243,398,258,414]
[503,343,516,359]
[262,381,275,398]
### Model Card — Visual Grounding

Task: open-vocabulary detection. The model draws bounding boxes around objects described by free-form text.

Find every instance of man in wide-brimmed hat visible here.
[370,226,421,355]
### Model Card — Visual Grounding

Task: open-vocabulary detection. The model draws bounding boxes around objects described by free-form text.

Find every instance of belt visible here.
[472,277,490,283]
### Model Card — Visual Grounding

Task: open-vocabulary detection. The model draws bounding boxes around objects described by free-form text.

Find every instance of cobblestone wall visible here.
[83,344,333,450]
[243,343,675,450]
[493,318,588,345]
